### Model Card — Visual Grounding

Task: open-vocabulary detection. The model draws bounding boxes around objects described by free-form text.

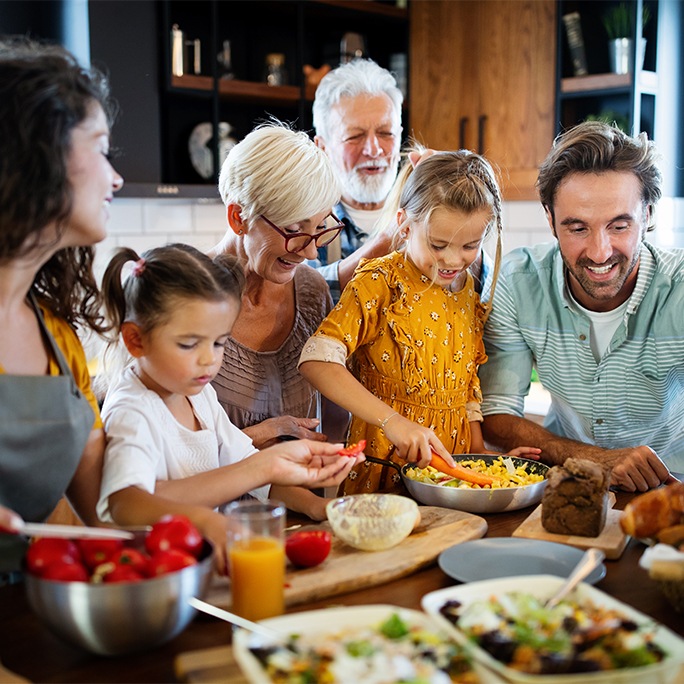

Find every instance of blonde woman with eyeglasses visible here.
[209,123,349,520]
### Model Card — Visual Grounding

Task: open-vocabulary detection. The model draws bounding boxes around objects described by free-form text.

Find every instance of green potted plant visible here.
[602,2,651,74]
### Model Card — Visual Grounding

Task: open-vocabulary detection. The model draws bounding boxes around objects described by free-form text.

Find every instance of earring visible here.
[399,229,409,240]
[237,229,244,235]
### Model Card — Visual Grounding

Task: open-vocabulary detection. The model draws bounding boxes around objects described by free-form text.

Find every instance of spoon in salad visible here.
[545,547,605,609]
[188,597,286,643]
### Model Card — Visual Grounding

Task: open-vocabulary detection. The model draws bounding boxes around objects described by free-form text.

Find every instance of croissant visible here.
[620,481,684,538]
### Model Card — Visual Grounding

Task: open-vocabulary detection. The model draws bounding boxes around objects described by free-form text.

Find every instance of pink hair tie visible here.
[132,258,146,277]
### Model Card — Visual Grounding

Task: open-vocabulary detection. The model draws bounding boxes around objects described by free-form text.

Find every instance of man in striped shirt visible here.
[481,121,682,492]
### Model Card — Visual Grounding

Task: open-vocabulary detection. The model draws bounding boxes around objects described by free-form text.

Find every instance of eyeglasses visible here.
[260,213,344,254]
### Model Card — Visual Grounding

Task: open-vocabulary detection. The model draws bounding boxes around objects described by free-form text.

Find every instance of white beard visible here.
[340,160,399,205]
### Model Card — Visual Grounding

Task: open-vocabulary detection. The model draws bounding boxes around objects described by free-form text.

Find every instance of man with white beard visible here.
[311,59,401,303]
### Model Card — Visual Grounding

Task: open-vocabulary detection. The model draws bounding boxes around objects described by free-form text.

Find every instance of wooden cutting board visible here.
[512,492,630,559]
[175,646,246,684]
[0,660,29,684]
[205,506,487,610]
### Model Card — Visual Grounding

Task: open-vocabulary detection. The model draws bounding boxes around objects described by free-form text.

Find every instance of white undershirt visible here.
[341,201,384,236]
[572,297,630,360]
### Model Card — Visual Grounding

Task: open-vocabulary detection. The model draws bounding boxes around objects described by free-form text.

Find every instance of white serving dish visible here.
[233,603,483,683]
[421,575,684,684]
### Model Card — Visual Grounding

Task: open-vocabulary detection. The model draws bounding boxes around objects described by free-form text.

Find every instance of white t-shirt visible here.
[341,201,384,235]
[97,366,268,521]
[570,296,630,361]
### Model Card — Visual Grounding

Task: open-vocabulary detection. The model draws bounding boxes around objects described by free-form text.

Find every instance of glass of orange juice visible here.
[225,500,286,621]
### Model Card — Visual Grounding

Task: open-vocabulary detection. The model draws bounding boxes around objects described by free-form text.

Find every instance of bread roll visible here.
[620,482,684,538]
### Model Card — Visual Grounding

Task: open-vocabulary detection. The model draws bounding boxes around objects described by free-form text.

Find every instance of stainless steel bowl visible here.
[25,539,214,656]
[367,454,549,514]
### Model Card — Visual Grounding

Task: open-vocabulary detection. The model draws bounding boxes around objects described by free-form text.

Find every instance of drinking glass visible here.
[225,500,286,621]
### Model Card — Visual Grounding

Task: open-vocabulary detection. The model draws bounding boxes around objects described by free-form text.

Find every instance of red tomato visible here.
[147,548,197,577]
[338,440,366,457]
[102,564,145,583]
[77,538,124,570]
[285,530,332,568]
[26,538,81,577]
[145,515,203,558]
[108,547,150,576]
[41,560,90,582]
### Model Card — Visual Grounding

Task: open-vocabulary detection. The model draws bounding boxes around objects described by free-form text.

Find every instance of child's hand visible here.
[383,416,455,469]
[503,446,542,460]
[262,439,363,488]
[192,508,230,576]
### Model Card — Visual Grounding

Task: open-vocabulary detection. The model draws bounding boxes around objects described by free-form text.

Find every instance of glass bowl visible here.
[326,494,419,551]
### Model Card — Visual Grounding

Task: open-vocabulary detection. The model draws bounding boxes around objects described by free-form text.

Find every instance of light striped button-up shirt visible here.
[481,240,684,471]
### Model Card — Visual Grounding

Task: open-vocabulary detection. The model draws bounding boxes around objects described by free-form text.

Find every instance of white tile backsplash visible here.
[506,201,549,231]
[193,201,229,234]
[142,200,194,234]
[96,196,684,281]
[651,197,684,249]
[105,199,143,235]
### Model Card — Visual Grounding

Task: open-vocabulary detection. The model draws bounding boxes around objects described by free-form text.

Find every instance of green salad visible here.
[248,612,477,683]
[439,592,667,675]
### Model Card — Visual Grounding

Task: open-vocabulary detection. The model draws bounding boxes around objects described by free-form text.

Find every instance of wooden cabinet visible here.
[409,0,557,201]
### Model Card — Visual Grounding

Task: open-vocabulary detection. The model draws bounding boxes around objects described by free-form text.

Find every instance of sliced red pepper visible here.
[338,439,367,457]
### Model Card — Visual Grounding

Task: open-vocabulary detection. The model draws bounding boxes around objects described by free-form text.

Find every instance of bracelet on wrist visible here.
[379,411,399,432]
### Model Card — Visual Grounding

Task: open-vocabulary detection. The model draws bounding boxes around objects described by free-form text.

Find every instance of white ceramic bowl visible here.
[326,493,418,551]
[233,604,480,684]
[25,539,214,656]
[422,575,684,684]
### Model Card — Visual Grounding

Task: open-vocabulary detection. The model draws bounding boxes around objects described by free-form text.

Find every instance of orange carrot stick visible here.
[429,452,498,487]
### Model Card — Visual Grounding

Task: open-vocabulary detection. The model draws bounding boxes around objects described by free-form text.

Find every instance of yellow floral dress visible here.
[300,251,487,495]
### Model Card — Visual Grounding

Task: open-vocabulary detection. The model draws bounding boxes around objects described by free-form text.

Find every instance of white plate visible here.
[439,538,606,584]
[188,121,236,179]
[232,604,481,683]
[422,575,684,684]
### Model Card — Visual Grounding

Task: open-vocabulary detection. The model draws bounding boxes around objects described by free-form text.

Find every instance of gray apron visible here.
[0,295,94,573]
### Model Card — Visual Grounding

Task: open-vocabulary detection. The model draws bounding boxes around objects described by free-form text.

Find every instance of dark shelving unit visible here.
[556,0,658,137]
[89,0,409,195]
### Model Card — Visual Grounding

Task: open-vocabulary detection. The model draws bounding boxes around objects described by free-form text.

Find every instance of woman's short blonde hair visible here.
[218,122,341,227]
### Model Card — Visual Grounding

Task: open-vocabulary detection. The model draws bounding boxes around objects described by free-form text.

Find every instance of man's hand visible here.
[605,445,673,492]
[408,149,436,168]
[482,414,674,492]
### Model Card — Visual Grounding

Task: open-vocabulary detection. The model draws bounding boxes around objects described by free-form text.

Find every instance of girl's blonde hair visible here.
[382,147,503,313]
[95,243,244,397]
[218,122,340,228]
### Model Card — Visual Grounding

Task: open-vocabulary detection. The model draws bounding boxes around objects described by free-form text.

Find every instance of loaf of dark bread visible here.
[541,458,610,537]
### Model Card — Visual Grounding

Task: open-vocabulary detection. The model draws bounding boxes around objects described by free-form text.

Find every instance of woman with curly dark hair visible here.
[0,37,124,575]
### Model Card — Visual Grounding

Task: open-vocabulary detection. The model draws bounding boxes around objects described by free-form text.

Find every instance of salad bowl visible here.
[366,454,549,513]
[422,575,684,683]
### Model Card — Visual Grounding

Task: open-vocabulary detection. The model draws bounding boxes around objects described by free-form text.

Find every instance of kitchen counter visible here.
[0,489,681,683]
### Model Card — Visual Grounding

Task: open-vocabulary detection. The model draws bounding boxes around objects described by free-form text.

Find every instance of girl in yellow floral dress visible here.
[299,150,539,494]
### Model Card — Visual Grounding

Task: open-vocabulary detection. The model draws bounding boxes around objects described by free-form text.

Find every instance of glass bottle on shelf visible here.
[217,40,235,80]
[264,53,286,86]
